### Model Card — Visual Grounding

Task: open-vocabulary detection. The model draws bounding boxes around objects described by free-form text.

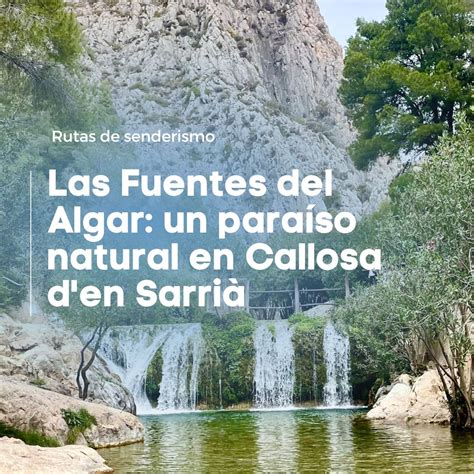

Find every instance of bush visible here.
[62,408,97,444]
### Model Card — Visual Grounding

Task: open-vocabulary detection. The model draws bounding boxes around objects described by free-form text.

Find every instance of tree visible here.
[0,0,81,74]
[59,289,132,406]
[335,115,473,429]
[340,0,473,169]
[75,308,109,401]
[0,2,123,308]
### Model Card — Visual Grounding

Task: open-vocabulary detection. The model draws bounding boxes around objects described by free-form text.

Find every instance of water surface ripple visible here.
[99,409,474,472]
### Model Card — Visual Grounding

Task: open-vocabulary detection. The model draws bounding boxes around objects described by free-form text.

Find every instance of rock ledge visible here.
[0,437,112,473]
[0,378,144,448]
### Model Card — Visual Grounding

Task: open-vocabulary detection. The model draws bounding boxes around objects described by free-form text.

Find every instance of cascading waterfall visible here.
[100,325,172,413]
[98,320,350,412]
[99,324,203,414]
[323,321,351,407]
[254,320,295,408]
[156,324,203,412]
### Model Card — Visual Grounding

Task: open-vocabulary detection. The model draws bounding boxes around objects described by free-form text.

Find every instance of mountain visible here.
[70,0,399,215]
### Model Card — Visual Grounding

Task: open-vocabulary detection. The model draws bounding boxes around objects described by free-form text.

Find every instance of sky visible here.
[317,0,388,47]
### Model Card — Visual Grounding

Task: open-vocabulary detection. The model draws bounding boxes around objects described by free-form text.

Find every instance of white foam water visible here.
[156,323,203,412]
[99,324,203,414]
[254,320,295,408]
[323,321,351,407]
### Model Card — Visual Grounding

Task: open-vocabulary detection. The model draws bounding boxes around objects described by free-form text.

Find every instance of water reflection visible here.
[99,409,474,473]
[150,414,204,471]
[352,420,474,471]
[327,411,354,472]
[255,411,298,471]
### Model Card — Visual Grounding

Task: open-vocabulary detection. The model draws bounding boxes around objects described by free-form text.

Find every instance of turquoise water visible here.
[99,409,474,472]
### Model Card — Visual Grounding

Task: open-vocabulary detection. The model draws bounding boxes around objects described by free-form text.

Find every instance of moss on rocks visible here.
[145,349,163,405]
[290,314,327,404]
[0,422,60,447]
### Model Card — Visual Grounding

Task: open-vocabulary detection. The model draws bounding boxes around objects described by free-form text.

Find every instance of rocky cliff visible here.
[0,312,135,413]
[70,0,399,216]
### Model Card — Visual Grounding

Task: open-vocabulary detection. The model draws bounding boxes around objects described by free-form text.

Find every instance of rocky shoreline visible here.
[367,370,450,425]
[0,378,144,448]
[0,310,144,472]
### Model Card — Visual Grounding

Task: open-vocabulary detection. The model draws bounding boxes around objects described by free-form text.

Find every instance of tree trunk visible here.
[80,322,108,400]
[76,326,99,398]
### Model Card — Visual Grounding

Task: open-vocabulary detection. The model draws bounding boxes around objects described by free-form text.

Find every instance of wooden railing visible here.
[241,276,349,319]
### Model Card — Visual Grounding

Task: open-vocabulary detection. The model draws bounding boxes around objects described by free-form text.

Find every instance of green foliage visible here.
[199,312,256,407]
[0,421,60,447]
[0,0,82,64]
[0,0,83,119]
[334,284,412,384]
[62,408,97,444]
[30,377,46,387]
[334,116,473,421]
[145,349,164,404]
[340,0,473,168]
[0,0,123,309]
[290,314,327,402]
[388,171,416,205]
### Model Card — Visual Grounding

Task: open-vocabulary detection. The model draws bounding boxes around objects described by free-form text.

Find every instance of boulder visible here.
[0,437,112,473]
[367,370,450,425]
[0,378,144,448]
[0,313,135,412]
[407,370,451,424]
[367,381,412,422]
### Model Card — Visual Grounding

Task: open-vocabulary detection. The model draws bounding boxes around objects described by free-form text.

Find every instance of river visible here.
[99,408,474,472]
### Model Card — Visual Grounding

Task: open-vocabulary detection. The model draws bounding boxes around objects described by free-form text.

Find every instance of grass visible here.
[30,377,46,387]
[62,408,97,444]
[0,421,60,447]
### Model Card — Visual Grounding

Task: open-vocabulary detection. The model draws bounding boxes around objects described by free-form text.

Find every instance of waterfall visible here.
[156,324,203,412]
[323,321,351,407]
[100,325,171,413]
[98,324,203,414]
[254,320,295,408]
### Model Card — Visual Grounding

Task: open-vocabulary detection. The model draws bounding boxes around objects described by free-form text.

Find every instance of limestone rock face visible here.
[367,370,450,425]
[0,378,144,448]
[0,437,113,473]
[0,313,135,413]
[69,0,399,216]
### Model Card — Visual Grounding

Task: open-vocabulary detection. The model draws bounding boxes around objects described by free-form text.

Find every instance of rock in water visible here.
[367,370,451,425]
[0,437,113,473]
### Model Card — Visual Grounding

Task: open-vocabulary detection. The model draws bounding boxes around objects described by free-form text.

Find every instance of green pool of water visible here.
[99,409,474,472]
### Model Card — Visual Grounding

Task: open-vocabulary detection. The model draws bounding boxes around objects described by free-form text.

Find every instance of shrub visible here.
[62,408,97,444]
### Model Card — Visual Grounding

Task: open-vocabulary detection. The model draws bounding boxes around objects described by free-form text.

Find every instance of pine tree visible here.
[340,0,473,169]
